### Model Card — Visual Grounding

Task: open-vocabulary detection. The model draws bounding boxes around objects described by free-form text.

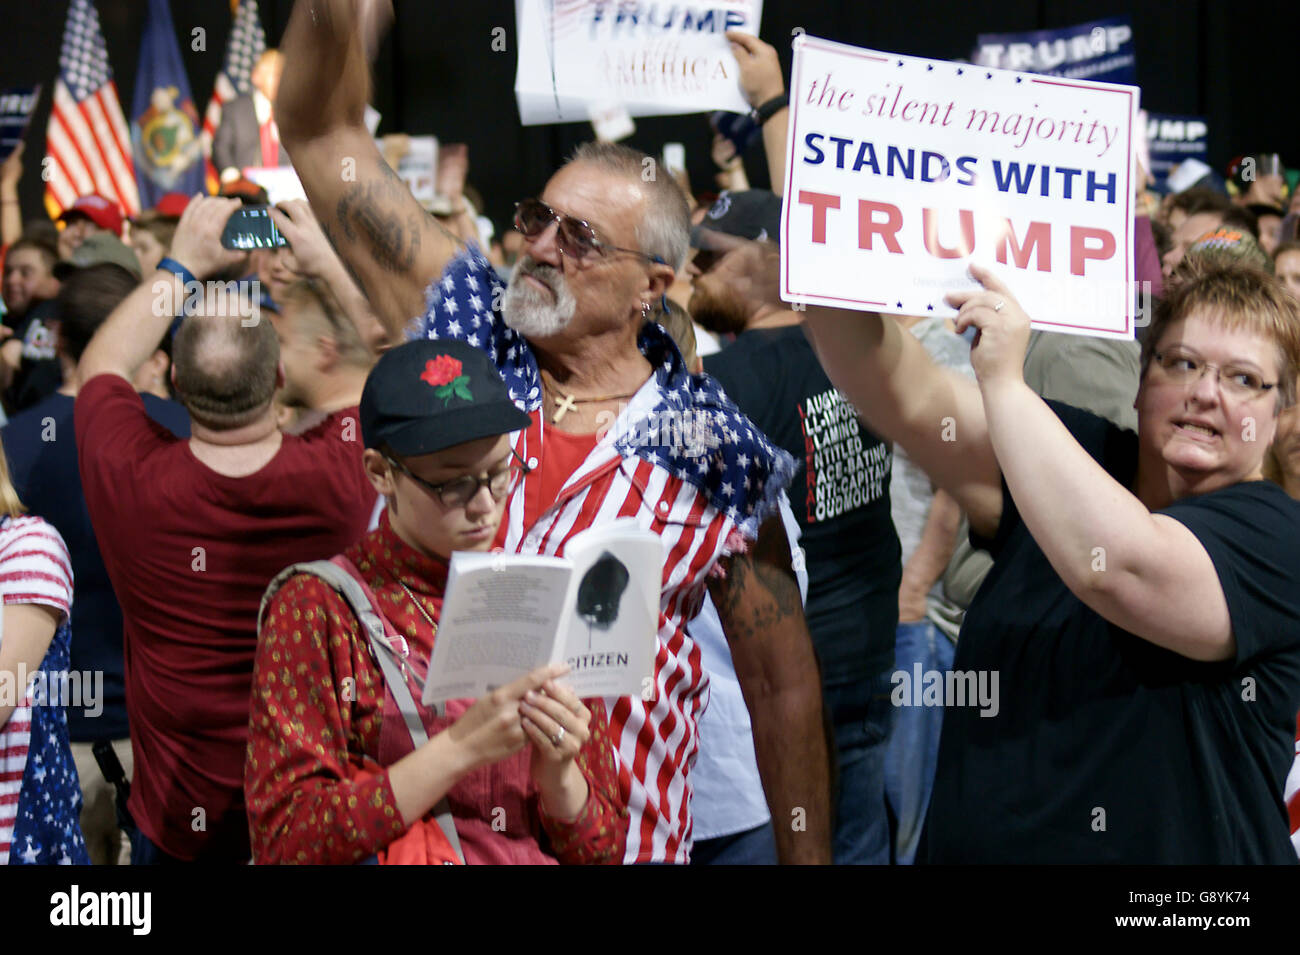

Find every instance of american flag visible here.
[0,516,78,865]
[43,0,140,219]
[200,0,267,193]
[419,247,796,862]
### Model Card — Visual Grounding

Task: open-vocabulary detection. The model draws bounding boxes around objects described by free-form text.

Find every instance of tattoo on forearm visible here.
[709,519,803,637]
[335,174,423,276]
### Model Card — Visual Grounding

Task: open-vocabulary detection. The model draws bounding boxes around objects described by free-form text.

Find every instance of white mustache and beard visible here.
[502,257,578,338]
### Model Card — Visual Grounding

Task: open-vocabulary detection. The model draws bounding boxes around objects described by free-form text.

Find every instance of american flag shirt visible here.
[414,247,795,862]
[0,516,88,865]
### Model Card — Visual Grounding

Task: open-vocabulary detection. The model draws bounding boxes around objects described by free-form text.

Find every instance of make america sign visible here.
[515,0,760,124]
[780,36,1139,339]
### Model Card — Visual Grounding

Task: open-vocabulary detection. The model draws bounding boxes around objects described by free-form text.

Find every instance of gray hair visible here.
[566,141,691,271]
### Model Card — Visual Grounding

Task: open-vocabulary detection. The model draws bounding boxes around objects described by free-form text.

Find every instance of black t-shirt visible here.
[705,325,901,688]
[2,391,191,740]
[6,300,63,413]
[923,401,1300,864]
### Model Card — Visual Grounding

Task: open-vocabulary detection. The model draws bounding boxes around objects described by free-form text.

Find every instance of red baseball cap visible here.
[59,194,124,236]
[152,192,191,219]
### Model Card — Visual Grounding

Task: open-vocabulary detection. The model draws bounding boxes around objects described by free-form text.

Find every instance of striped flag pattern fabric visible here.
[417,246,796,863]
[200,0,267,193]
[0,516,74,864]
[43,0,139,219]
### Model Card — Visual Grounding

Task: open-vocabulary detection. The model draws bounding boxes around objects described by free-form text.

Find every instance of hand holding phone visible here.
[220,205,289,251]
[168,196,250,281]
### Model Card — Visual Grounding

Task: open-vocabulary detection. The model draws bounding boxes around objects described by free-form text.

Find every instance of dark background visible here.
[1,0,1292,230]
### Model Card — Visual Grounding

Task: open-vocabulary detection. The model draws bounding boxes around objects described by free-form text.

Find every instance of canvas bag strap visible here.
[261,559,464,864]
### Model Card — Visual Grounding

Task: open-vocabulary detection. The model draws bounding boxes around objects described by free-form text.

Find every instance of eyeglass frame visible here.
[383,448,532,508]
[513,197,672,315]
[514,198,666,267]
[1151,347,1278,400]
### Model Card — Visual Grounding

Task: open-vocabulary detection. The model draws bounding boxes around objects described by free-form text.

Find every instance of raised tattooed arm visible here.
[277,0,460,343]
[708,516,833,864]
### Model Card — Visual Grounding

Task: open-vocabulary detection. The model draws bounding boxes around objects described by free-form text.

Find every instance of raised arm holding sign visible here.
[801,236,1300,861]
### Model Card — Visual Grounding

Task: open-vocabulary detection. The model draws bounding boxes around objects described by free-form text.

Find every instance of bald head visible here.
[173,306,280,431]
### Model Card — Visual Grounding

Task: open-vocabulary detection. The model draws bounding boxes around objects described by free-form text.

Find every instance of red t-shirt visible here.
[74,374,376,860]
[519,419,600,533]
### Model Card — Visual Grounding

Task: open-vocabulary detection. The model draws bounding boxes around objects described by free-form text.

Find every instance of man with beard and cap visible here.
[275,0,831,865]
[691,189,903,864]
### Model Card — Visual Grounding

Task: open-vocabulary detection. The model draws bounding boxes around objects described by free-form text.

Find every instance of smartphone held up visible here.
[220,205,289,251]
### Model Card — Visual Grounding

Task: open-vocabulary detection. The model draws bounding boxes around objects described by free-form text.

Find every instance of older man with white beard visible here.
[275,0,832,864]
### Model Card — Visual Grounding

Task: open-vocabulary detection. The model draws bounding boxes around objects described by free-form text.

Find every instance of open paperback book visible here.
[421,519,661,705]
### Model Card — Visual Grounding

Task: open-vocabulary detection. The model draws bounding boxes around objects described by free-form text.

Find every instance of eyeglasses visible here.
[385,449,531,509]
[514,198,665,265]
[1153,348,1277,400]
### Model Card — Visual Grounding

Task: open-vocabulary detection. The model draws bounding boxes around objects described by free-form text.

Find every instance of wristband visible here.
[157,258,198,334]
[156,257,198,287]
[751,94,789,126]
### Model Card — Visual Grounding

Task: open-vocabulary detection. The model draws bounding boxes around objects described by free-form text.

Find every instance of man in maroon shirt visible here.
[75,196,376,862]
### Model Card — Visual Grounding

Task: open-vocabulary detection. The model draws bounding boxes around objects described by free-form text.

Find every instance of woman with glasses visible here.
[245,340,626,864]
[803,259,1300,863]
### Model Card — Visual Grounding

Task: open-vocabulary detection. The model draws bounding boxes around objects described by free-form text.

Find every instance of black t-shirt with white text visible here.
[923,401,1300,863]
[705,326,901,689]
[6,299,63,413]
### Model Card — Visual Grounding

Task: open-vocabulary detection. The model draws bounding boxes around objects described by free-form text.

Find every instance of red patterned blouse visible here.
[245,514,627,864]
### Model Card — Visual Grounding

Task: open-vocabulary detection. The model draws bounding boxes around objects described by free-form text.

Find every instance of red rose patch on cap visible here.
[421,355,472,404]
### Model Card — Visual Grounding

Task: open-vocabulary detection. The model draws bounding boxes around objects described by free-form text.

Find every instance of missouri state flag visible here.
[131,0,206,207]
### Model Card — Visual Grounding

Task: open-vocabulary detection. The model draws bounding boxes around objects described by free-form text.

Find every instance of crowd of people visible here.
[0,0,1297,866]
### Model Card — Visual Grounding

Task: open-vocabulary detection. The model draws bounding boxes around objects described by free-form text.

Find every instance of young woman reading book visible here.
[245,340,626,864]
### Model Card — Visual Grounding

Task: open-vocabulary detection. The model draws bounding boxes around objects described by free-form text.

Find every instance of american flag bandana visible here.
[413,245,795,538]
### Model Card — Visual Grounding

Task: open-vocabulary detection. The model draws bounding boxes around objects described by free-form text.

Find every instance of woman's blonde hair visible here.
[0,445,27,518]
[1142,259,1300,410]
[652,299,699,371]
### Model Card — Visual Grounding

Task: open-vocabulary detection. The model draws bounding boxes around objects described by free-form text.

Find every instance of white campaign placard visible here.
[515,0,761,125]
[781,36,1139,339]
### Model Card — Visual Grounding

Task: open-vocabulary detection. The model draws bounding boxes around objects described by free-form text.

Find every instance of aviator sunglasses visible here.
[514,198,666,266]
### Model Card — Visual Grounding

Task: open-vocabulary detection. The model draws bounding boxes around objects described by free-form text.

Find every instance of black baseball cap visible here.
[360,339,530,456]
[690,189,783,250]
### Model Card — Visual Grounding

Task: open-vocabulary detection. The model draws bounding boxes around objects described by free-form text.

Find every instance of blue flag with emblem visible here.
[131,0,205,207]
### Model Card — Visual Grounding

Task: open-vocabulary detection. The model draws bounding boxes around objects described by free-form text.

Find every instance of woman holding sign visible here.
[804,259,1300,863]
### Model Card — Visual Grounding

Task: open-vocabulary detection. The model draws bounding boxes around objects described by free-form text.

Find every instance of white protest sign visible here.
[781,36,1139,339]
[514,0,761,125]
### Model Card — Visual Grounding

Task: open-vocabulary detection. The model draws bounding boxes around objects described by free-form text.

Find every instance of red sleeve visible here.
[74,374,178,521]
[537,698,629,865]
[245,573,407,864]
[285,405,377,512]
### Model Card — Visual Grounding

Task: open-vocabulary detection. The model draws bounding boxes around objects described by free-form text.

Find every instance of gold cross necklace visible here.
[539,369,639,425]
